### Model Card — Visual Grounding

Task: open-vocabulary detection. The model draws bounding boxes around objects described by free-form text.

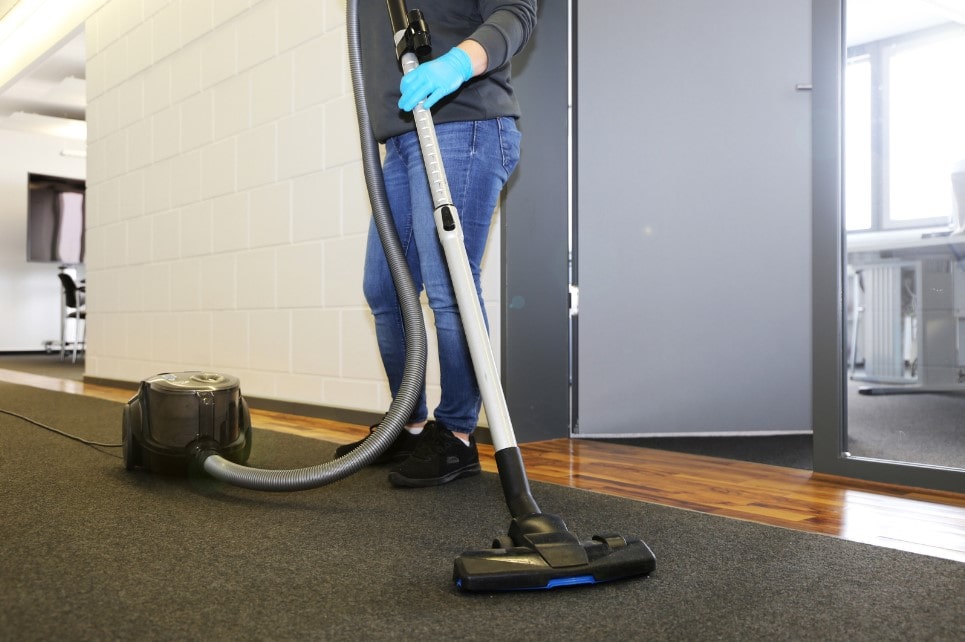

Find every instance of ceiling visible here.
[0,0,960,146]
[0,27,85,141]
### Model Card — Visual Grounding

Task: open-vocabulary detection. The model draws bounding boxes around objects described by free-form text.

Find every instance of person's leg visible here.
[337,134,431,464]
[361,134,429,427]
[389,118,521,487]
[417,118,521,436]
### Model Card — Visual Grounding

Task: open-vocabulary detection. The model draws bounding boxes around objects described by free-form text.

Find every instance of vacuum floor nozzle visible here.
[453,513,656,591]
[454,534,655,592]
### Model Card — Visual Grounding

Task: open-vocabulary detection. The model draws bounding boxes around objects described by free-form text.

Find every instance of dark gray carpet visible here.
[846,380,965,469]
[1,382,963,641]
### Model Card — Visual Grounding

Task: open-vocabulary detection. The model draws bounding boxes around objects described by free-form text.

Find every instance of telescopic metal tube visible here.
[393,15,535,517]
[401,52,518,454]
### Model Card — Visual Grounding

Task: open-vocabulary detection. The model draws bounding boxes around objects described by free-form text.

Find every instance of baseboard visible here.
[0,350,55,355]
[81,375,495,445]
[83,375,138,391]
[242,396,495,445]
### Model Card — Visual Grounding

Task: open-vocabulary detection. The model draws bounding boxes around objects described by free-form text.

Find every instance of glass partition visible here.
[813,0,964,492]
[844,0,965,471]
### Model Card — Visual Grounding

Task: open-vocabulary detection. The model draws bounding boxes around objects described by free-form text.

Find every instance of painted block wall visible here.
[83,0,503,416]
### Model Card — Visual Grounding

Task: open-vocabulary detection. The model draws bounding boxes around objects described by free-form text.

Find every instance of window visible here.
[845,26,965,232]
[845,56,873,231]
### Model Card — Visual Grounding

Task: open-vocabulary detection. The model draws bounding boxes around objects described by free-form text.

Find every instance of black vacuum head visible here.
[454,513,656,591]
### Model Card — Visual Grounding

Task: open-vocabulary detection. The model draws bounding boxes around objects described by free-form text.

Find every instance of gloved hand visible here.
[398,47,473,112]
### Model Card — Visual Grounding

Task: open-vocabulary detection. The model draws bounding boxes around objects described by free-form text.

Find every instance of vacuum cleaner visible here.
[121,0,655,592]
[122,372,251,475]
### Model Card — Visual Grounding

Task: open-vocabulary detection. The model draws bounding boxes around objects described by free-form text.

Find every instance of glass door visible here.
[813,0,965,492]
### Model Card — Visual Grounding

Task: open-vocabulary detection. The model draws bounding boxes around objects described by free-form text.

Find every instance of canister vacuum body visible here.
[122,371,252,474]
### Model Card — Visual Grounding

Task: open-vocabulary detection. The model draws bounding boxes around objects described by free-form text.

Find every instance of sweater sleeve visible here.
[469,0,538,73]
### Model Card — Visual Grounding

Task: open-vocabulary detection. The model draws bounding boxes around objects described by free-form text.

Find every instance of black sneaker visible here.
[388,421,481,487]
[334,422,422,465]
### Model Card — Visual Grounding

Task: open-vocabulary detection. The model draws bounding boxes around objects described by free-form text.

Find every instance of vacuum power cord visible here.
[0,407,123,448]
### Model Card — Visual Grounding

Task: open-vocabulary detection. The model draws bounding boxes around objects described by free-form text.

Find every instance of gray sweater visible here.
[357,0,538,142]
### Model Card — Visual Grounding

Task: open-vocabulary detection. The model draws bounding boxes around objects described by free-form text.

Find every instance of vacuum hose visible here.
[201,0,427,491]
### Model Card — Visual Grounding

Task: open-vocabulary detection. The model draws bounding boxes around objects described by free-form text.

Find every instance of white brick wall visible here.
[84,0,503,419]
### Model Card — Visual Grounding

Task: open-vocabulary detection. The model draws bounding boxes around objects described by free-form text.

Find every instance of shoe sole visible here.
[388,463,482,488]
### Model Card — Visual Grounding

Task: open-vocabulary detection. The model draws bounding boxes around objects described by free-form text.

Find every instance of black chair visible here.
[57,272,86,363]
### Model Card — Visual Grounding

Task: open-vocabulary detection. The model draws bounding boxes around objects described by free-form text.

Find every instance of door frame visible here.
[501,0,572,443]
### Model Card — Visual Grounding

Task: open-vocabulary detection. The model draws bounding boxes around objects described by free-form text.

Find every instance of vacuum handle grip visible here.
[198,391,215,440]
[386,0,408,35]
[386,0,431,60]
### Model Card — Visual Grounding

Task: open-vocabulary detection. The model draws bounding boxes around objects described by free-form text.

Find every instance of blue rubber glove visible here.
[398,47,473,112]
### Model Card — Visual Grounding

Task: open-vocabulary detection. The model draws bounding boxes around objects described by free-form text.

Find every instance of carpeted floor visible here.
[845,380,965,469]
[1,382,962,641]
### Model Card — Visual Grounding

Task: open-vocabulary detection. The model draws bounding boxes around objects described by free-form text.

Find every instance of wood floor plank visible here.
[1,367,963,563]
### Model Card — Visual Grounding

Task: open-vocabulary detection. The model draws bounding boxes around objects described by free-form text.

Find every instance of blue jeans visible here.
[363,117,521,434]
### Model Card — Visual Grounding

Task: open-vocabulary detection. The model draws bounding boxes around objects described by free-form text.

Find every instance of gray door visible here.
[574,0,814,437]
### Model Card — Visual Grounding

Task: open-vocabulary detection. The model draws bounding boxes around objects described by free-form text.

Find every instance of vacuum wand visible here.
[387,2,655,591]
[388,0,539,519]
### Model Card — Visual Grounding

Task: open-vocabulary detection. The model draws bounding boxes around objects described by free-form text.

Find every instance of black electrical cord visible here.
[0,407,123,448]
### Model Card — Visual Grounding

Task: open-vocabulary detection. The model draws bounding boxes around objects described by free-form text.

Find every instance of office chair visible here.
[57,272,86,363]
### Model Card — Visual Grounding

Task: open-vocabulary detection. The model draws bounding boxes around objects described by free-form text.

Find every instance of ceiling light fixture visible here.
[0,0,46,46]
[0,0,104,90]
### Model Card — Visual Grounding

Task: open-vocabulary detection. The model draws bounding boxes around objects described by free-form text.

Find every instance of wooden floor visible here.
[2,367,963,564]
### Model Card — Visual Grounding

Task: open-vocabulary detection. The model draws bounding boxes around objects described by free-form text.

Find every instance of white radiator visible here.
[862,264,905,380]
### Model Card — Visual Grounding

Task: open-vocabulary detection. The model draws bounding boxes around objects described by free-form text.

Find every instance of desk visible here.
[847,230,965,395]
